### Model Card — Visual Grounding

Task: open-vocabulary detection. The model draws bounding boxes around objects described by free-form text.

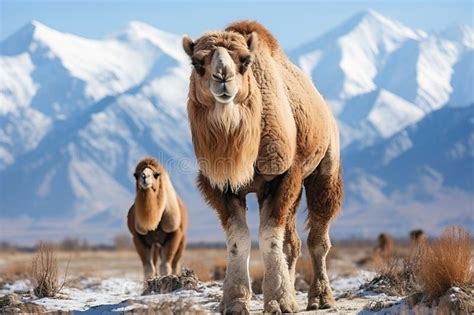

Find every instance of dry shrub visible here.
[416,226,472,299]
[143,268,199,295]
[30,243,68,297]
[364,251,420,296]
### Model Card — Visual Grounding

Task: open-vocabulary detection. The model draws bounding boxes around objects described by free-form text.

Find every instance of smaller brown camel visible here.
[127,157,188,279]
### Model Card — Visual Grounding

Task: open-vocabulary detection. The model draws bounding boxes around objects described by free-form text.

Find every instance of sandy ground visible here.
[0,246,418,314]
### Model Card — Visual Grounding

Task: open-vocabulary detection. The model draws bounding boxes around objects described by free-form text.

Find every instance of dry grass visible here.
[416,226,472,299]
[30,243,68,298]
[0,261,31,282]
[364,250,421,296]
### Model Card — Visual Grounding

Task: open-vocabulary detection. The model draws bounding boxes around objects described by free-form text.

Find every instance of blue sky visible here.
[0,1,473,49]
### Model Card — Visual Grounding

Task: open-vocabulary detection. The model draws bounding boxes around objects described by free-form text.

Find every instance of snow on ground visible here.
[0,270,412,314]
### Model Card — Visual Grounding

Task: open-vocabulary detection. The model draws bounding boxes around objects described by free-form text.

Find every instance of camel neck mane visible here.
[134,187,166,232]
[189,87,262,192]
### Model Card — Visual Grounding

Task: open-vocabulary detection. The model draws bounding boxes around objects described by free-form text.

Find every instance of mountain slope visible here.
[292,12,474,150]
[0,21,185,169]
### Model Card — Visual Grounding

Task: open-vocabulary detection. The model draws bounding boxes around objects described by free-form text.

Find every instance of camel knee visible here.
[226,220,251,260]
[259,224,285,257]
[308,229,331,257]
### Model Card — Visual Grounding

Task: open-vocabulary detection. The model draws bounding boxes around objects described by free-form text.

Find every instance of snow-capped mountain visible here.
[0,20,187,170]
[292,10,474,150]
[0,11,472,244]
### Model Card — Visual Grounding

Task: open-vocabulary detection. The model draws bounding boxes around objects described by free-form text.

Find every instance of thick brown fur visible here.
[127,157,188,279]
[184,21,343,312]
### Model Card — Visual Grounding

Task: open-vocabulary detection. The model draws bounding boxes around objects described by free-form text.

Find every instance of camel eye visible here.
[191,58,204,75]
[153,172,160,179]
[240,55,252,73]
[133,172,138,179]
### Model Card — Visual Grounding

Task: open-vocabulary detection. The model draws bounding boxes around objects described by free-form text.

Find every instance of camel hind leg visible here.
[304,163,343,310]
[160,230,183,276]
[283,189,302,287]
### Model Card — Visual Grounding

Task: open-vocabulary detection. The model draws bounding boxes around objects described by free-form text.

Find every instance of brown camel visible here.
[183,21,343,312]
[127,157,188,279]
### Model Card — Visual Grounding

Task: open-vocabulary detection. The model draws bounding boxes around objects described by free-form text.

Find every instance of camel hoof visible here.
[265,297,299,313]
[306,302,319,311]
[264,300,281,313]
[319,295,336,309]
[306,295,336,310]
[222,300,250,315]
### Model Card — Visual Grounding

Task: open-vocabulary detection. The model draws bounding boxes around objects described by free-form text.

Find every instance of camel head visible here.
[133,159,162,192]
[182,31,259,107]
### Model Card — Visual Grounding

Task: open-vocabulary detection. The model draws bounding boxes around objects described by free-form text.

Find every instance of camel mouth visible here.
[139,182,153,190]
[212,92,236,104]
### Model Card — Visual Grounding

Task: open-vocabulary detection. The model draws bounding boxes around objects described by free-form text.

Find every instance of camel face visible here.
[209,47,239,104]
[182,32,258,109]
[136,167,159,190]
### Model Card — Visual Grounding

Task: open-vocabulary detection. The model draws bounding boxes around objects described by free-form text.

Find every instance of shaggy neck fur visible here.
[189,77,262,192]
[134,185,166,233]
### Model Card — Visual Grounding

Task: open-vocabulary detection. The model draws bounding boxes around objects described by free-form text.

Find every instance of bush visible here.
[30,243,68,297]
[364,253,420,296]
[416,226,472,299]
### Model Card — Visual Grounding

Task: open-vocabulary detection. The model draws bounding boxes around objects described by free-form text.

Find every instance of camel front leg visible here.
[133,236,155,280]
[221,196,252,314]
[197,173,251,313]
[258,169,302,313]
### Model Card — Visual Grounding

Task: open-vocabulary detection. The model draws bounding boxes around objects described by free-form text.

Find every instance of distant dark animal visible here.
[375,233,394,257]
[410,229,427,249]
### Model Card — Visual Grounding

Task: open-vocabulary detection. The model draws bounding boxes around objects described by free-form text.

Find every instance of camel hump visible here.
[225,20,279,53]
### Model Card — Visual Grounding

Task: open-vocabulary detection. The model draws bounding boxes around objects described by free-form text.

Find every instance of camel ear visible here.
[182,35,195,57]
[247,32,259,53]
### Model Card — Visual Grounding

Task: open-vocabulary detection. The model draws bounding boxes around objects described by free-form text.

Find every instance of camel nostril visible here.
[212,73,224,82]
